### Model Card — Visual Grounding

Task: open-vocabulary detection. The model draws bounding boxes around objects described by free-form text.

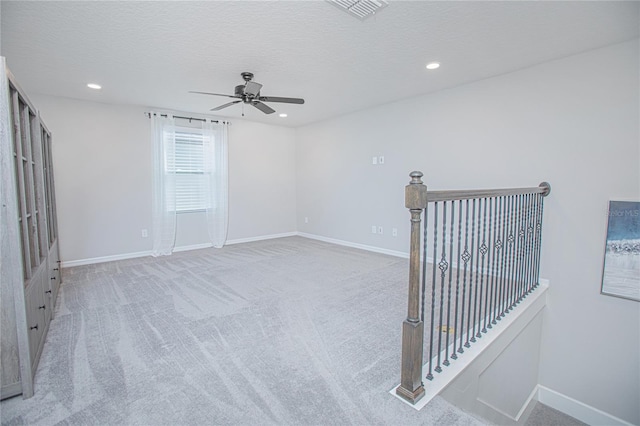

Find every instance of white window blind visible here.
[164,128,214,212]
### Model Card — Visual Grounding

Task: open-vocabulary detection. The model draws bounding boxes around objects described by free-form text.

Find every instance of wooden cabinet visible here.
[0,57,61,399]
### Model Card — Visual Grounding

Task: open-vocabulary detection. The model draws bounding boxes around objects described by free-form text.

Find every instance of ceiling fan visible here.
[190,72,305,115]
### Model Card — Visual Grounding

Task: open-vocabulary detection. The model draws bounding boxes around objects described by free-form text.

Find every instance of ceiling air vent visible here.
[327,0,388,21]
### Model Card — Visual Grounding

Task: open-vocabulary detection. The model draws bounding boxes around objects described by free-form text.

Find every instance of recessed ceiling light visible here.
[426,62,440,70]
[279,113,288,118]
[87,83,102,90]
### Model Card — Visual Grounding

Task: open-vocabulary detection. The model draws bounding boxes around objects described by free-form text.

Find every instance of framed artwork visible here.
[601,201,640,302]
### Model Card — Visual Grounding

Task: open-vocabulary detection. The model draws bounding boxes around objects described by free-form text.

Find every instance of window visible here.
[164,128,214,212]
[151,113,228,254]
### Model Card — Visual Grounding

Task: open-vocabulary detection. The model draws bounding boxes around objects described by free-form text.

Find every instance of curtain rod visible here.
[144,112,230,124]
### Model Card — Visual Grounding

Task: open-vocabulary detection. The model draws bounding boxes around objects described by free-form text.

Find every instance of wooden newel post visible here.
[396,171,427,404]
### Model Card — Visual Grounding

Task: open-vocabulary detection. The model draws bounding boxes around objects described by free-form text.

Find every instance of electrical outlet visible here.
[304,217,309,224]
[371,225,377,234]
[378,155,385,165]
[372,156,378,165]
[392,228,398,237]
[378,226,383,235]
[141,229,148,238]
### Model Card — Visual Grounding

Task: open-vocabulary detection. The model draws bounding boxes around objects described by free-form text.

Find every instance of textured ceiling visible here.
[1,1,638,127]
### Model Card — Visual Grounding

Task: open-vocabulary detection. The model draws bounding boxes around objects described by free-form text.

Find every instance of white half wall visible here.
[32,95,297,263]
[296,40,640,424]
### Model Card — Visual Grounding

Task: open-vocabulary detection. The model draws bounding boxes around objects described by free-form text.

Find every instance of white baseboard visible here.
[296,232,409,259]
[60,232,299,267]
[226,232,297,245]
[61,250,152,267]
[172,242,213,252]
[537,385,634,426]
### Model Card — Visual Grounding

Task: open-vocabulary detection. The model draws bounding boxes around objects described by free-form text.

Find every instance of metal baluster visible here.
[533,194,544,288]
[443,201,455,366]
[474,198,480,339]
[505,195,514,312]
[533,193,542,289]
[421,204,428,323]
[499,197,505,311]
[531,194,542,292]
[529,194,536,290]
[452,200,462,360]
[435,202,448,373]
[514,194,525,308]
[492,196,504,325]
[459,200,470,352]
[526,193,535,294]
[526,194,533,294]
[421,203,429,372]
[520,194,528,296]
[484,197,498,332]
[534,192,546,287]
[482,197,492,334]
[509,194,519,310]
[427,202,438,380]
[476,198,487,337]
[487,198,502,328]
[467,199,477,345]
[491,197,499,325]
[523,194,531,295]
[498,195,518,319]
[520,194,530,302]
[500,197,506,317]
[498,196,506,319]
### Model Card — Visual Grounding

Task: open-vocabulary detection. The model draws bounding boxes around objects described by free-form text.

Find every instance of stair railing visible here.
[396,171,551,404]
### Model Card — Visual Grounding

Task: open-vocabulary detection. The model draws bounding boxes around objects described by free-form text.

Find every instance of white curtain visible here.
[151,113,177,256]
[202,121,229,248]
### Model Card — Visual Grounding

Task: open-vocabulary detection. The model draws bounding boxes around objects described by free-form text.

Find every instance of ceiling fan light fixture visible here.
[244,81,262,96]
[327,0,388,21]
[279,113,288,118]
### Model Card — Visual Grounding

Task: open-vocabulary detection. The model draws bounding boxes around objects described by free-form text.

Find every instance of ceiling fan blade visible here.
[251,101,275,114]
[190,91,238,98]
[211,100,241,111]
[258,96,305,104]
[244,81,263,96]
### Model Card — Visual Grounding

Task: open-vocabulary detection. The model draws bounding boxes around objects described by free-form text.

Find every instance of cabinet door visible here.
[41,127,58,252]
[24,274,46,367]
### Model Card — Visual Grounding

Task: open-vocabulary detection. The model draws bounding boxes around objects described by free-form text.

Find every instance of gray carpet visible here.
[524,403,587,426]
[1,237,485,425]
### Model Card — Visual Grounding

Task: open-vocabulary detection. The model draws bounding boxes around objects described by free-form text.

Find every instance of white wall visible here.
[296,40,640,424]
[33,95,297,262]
